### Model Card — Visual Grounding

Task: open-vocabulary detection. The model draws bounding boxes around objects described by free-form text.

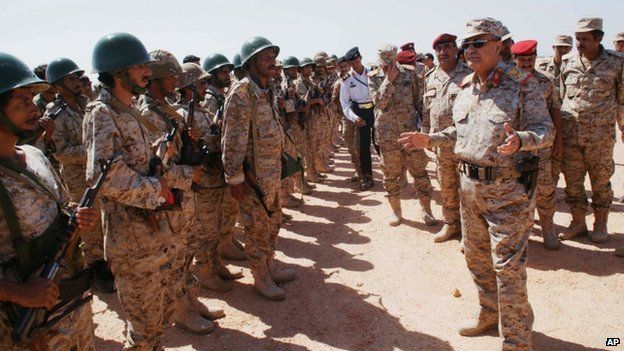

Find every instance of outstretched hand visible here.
[497,123,521,156]
[398,132,430,150]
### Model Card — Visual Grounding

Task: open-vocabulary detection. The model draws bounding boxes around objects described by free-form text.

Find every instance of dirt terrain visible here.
[93,138,624,351]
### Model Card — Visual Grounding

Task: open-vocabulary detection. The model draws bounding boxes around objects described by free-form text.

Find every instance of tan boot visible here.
[350,172,361,182]
[419,197,437,226]
[540,216,561,250]
[214,259,244,281]
[252,262,285,301]
[433,223,461,243]
[174,302,214,335]
[194,263,233,292]
[559,207,587,240]
[457,310,498,336]
[590,208,610,243]
[219,234,246,261]
[282,195,302,209]
[267,257,296,284]
[187,288,226,320]
[306,172,324,183]
[387,197,402,227]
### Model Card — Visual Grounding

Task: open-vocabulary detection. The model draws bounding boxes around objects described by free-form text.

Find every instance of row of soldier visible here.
[0,15,623,351]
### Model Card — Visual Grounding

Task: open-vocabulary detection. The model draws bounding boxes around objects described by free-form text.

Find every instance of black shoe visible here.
[90,259,116,294]
[359,177,374,191]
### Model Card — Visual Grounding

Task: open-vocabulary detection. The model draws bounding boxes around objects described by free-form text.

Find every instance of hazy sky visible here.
[2,0,623,72]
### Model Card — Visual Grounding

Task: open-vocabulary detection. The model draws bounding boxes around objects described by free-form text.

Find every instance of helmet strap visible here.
[116,69,147,96]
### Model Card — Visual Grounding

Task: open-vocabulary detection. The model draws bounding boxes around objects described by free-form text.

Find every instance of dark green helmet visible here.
[240,36,280,66]
[46,58,84,84]
[282,56,300,69]
[232,53,242,69]
[92,33,152,73]
[0,52,50,95]
[203,53,234,74]
[299,57,315,67]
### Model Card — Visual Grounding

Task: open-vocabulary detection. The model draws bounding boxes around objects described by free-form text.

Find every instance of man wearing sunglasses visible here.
[399,18,553,351]
[421,33,472,243]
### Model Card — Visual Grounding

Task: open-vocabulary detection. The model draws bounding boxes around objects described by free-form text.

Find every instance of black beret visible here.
[345,47,361,61]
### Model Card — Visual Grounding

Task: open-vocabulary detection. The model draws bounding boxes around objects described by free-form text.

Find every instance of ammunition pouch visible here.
[515,154,540,198]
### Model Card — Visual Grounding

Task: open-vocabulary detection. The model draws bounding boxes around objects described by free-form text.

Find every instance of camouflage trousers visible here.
[222,187,240,242]
[289,120,308,169]
[342,119,361,176]
[65,179,104,264]
[305,109,324,173]
[104,207,174,351]
[460,174,534,351]
[535,153,556,222]
[379,144,432,199]
[238,189,282,271]
[561,121,614,210]
[551,156,561,189]
[435,145,461,225]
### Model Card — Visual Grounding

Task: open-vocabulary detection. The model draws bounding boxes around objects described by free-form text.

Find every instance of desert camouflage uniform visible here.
[429,62,553,350]
[559,47,624,212]
[0,145,94,351]
[537,56,563,81]
[295,76,322,176]
[422,61,472,227]
[222,77,283,272]
[368,64,432,199]
[84,88,187,350]
[311,73,332,167]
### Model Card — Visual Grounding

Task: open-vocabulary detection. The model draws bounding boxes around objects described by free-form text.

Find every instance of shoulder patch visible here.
[506,66,532,85]
[460,73,474,88]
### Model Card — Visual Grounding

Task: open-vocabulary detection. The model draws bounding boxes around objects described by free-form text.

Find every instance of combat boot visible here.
[267,257,296,284]
[187,287,225,320]
[218,233,246,261]
[214,259,244,281]
[174,302,214,335]
[350,172,361,183]
[559,207,587,240]
[419,197,437,226]
[433,222,461,243]
[296,181,314,195]
[193,262,232,292]
[457,309,498,336]
[282,194,302,209]
[252,263,285,301]
[540,216,561,250]
[589,208,610,243]
[306,173,324,183]
[387,197,403,226]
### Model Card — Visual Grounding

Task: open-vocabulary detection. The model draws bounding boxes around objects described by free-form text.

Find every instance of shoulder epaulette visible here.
[506,66,532,86]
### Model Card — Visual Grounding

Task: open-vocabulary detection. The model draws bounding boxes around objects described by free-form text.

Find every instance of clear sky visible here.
[2,0,623,72]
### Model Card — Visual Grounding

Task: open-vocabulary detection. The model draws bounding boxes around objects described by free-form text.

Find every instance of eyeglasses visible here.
[461,39,494,50]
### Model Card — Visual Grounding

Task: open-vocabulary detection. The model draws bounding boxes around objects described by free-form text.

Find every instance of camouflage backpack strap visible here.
[108,97,160,134]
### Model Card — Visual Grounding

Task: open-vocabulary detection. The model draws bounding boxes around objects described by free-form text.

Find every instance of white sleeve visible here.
[340,79,358,122]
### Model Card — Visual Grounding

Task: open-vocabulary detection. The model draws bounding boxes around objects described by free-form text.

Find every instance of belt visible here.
[459,160,519,181]
[354,102,374,109]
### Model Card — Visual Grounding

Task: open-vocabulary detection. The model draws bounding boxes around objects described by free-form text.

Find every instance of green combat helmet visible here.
[46,58,84,84]
[203,53,234,74]
[282,56,300,69]
[299,57,315,67]
[240,36,280,66]
[148,49,182,80]
[232,53,242,70]
[0,52,50,137]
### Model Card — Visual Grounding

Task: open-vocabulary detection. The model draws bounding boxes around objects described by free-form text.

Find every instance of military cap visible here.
[501,26,513,41]
[432,33,457,49]
[396,51,416,65]
[183,55,200,64]
[313,52,327,67]
[400,42,415,51]
[415,53,425,62]
[377,44,397,65]
[614,32,624,42]
[460,17,505,40]
[576,17,603,32]
[330,54,338,60]
[337,56,347,63]
[344,47,361,61]
[553,35,573,47]
[511,40,537,56]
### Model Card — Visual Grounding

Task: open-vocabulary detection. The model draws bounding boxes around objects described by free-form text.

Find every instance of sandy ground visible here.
[93,136,624,351]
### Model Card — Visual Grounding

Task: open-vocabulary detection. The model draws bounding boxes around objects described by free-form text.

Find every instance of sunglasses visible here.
[461,39,494,50]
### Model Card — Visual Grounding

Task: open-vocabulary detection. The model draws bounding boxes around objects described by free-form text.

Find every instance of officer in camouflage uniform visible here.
[537,35,573,81]
[400,18,553,350]
[559,18,624,244]
[512,40,564,250]
[84,33,187,350]
[369,44,436,227]
[200,54,248,262]
[222,36,296,301]
[422,33,472,242]
[0,52,97,351]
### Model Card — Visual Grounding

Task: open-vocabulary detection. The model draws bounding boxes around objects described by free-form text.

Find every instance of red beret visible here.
[432,33,457,49]
[400,42,415,51]
[511,40,538,56]
[396,51,416,65]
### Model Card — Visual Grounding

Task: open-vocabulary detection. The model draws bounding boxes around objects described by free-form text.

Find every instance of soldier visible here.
[45,58,115,291]
[182,55,201,64]
[500,26,514,64]
[559,18,624,243]
[423,53,435,72]
[312,52,335,174]
[232,53,246,81]
[84,32,185,350]
[537,35,573,80]
[79,75,95,101]
[32,64,56,114]
[222,36,295,301]
[0,52,97,351]
[368,44,436,227]
[137,51,215,334]
[340,47,375,190]
[399,18,552,350]
[334,56,361,182]
[201,54,248,262]
[613,32,624,52]
[512,40,564,250]
[421,33,472,242]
